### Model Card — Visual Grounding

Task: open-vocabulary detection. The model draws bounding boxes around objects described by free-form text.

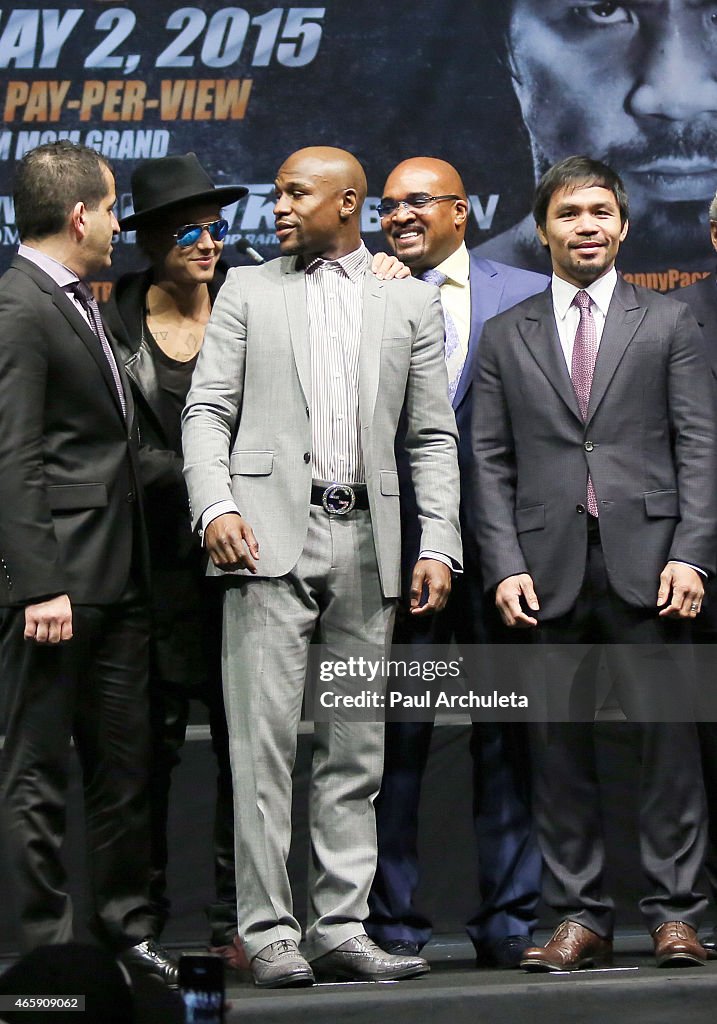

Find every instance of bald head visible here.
[381,157,468,273]
[274,147,366,259]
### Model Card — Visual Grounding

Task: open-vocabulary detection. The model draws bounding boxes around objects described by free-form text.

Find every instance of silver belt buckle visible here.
[322,484,356,515]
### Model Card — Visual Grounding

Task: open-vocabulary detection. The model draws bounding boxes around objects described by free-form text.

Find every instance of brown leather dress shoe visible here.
[520,920,613,972]
[653,922,708,967]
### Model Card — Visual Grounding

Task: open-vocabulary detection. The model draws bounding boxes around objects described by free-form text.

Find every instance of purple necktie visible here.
[71,280,126,418]
[571,289,598,516]
[419,268,464,403]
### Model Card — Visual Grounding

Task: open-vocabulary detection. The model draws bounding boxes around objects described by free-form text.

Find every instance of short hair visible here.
[14,141,113,242]
[533,156,629,230]
[709,191,717,223]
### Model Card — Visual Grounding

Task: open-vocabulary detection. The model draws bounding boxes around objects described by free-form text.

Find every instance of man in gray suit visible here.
[472,156,717,971]
[182,147,462,988]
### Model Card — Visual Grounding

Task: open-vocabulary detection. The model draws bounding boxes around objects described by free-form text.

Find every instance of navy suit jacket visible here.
[399,250,548,594]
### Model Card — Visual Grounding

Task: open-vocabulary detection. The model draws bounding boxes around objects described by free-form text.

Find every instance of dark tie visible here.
[70,280,126,417]
[419,268,464,402]
[571,289,598,516]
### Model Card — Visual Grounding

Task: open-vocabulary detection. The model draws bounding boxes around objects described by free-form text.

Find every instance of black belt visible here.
[311,482,369,515]
[587,513,601,544]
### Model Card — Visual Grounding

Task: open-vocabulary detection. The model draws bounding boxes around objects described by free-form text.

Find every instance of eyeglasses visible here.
[376,194,462,219]
[173,218,229,247]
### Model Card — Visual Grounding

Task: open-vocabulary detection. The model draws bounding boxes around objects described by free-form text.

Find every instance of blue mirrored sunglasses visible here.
[173,218,229,248]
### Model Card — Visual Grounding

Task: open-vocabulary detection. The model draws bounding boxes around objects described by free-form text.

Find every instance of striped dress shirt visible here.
[305,243,368,484]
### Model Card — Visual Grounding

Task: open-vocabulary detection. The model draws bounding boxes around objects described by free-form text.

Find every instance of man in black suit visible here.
[473,156,717,970]
[0,141,176,983]
[674,201,717,945]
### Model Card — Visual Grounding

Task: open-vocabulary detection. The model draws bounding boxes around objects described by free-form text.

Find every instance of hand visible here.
[370,251,410,280]
[24,594,73,644]
[409,558,452,615]
[205,512,259,573]
[657,562,704,618]
[495,574,540,628]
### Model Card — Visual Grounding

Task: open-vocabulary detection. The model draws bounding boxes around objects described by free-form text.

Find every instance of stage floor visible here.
[196,932,717,1024]
[3,931,717,1023]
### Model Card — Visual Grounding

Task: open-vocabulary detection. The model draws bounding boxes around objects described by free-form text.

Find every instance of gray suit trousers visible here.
[221,505,395,960]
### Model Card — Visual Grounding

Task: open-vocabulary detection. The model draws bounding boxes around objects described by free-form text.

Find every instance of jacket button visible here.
[576,504,586,514]
[126,491,135,503]
[584,441,594,452]
[306,406,310,416]
[303,452,311,463]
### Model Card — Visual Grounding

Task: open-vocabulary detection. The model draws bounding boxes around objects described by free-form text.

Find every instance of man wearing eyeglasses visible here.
[182,146,462,987]
[368,157,549,968]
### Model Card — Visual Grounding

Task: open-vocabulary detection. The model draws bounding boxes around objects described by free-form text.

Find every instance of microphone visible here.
[235,237,266,264]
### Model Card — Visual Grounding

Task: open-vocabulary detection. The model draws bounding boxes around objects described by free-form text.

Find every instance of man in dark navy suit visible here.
[366,157,548,967]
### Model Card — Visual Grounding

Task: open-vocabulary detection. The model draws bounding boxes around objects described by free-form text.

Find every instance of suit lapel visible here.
[52,289,129,424]
[359,273,386,426]
[281,257,311,408]
[519,289,583,422]
[585,278,645,425]
[453,257,505,410]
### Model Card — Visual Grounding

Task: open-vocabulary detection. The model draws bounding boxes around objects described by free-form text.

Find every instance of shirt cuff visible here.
[668,560,707,579]
[418,550,463,575]
[200,499,241,541]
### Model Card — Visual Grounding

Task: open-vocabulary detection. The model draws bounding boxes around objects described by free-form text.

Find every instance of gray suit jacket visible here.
[182,252,462,598]
[472,276,717,620]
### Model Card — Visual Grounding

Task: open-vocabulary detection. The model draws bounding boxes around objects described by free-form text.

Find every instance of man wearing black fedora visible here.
[104,153,249,966]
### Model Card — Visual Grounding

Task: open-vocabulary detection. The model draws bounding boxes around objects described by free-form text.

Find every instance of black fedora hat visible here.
[119,152,248,230]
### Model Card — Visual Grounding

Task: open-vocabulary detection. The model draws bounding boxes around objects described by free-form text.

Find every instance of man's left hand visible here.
[409,558,452,615]
[657,562,704,618]
[370,252,410,280]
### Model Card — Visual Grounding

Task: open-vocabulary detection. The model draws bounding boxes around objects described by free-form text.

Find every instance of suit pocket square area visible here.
[229,450,274,476]
[515,503,545,533]
[644,489,680,518]
[47,482,108,511]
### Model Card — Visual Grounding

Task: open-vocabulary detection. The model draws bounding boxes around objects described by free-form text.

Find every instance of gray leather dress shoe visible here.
[312,934,430,981]
[119,938,180,987]
[250,939,315,988]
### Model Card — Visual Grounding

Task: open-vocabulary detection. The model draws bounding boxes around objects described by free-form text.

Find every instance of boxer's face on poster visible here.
[507,1,717,264]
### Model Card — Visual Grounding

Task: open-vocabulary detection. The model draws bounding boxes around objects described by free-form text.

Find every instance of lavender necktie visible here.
[71,280,127,418]
[571,289,598,516]
[419,268,464,403]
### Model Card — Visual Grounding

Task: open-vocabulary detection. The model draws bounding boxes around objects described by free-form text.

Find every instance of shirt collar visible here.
[305,242,369,281]
[551,266,618,321]
[433,242,469,287]
[17,243,79,290]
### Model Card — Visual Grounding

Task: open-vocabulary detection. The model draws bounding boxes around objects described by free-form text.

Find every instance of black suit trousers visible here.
[0,582,155,952]
[528,527,707,936]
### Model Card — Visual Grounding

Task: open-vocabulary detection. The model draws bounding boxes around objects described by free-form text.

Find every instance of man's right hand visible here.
[205,512,260,572]
[495,574,540,628]
[24,594,73,643]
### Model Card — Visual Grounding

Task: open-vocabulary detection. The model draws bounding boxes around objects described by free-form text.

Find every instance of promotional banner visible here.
[0,1,715,293]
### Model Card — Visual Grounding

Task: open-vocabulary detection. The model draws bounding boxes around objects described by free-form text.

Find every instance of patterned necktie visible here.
[419,268,464,403]
[571,289,598,516]
[70,280,126,417]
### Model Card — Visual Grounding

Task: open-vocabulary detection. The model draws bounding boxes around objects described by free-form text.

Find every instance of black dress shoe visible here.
[474,935,534,969]
[119,938,179,987]
[380,939,422,957]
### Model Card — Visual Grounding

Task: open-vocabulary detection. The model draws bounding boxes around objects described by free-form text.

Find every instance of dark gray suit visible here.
[472,275,717,936]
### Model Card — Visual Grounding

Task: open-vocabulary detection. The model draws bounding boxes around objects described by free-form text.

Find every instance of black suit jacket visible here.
[676,272,717,375]
[0,254,148,607]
